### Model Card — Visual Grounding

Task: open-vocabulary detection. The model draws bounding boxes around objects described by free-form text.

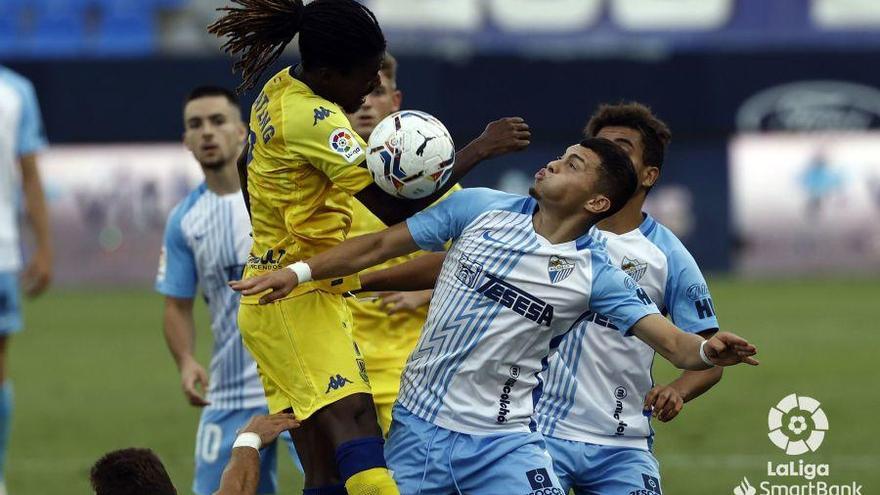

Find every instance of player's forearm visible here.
[632,315,711,371]
[19,154,52,258]
[306,223,419,282]
[214,448,261,495]
[668,367,723,403]
[359,252,445,292]
[162,300,198,369]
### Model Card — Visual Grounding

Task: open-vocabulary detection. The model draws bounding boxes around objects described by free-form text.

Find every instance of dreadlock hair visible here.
[209,0,386,93]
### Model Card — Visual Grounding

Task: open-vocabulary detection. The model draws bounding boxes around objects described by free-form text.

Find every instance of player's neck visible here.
[203,161,241,196]
[597,193,645,235]
[532,204,592,245]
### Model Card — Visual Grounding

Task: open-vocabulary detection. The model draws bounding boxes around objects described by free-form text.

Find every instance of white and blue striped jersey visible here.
[399,188,660,435]
[155,184,266,410]
[536,215,719,450]
[0,67,47,273]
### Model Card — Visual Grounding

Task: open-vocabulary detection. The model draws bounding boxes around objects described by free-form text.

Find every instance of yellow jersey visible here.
[242,67,372,303]
[348,185,461,370]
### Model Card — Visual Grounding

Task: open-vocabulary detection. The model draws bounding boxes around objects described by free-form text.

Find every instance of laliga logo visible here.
[768,394,828,455]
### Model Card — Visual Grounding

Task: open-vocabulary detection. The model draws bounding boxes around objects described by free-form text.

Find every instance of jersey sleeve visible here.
[155,205,198,299]
[589,250,660,335]
[406,187,496,252]
[16,78,48,157]
[664,248,719,333]
[287,103,372,194]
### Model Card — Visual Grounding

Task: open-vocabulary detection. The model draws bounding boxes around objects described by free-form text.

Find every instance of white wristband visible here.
[699,339,716,367]
[287,261,312,283]
[232,432,262,451]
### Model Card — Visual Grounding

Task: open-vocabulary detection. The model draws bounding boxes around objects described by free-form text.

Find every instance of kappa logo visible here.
[325,374,353,393]
[313,106,335,125]
[621,256,647,282]
[548,255,574,284]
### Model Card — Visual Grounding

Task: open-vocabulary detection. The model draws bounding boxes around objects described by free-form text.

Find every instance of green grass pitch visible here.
[6,278,879,494]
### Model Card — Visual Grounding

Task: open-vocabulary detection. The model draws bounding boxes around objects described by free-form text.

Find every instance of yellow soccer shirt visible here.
[348,185,461,370]
[242,68,372,303]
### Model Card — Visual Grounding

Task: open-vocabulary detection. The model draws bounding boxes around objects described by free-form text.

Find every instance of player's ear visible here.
[642,165,660,189]
[584,194,611,215]
[392,89,402,112]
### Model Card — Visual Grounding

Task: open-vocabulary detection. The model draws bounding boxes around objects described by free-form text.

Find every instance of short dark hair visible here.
[90,448,176,495]
[584,102,672,170]
[209,0,387,92]
[380,52,398,86]
[579,137,638,221]
[185,85,240,110]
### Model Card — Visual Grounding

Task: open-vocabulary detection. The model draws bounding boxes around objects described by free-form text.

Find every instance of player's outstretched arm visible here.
[631,314,759,370]
[359,252,446,292]
[643,330,724,422]
[229,223,420,304]
[214,414,300,495]
[356,117,530,226]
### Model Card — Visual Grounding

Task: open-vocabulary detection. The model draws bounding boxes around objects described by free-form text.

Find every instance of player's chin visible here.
[342,100,365,114]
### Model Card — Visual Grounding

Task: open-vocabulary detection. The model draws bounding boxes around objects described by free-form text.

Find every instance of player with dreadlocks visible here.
[209,1,531,494]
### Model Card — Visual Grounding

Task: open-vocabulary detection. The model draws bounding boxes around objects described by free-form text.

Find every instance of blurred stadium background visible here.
[2,0,879,493]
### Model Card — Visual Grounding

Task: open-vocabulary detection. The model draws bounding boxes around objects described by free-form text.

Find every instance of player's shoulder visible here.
[640,214,700,270]
[0,66,37,103]
[167,183,209,230]
[276,77,348,134]
[450,187,534,214]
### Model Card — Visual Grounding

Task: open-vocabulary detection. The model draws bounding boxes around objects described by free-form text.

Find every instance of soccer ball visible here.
[366,110,455,199]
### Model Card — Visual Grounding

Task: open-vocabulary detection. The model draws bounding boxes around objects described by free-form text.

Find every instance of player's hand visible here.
[378,290,432,314]
[180,359,211,407]
[474,117,531,160]
[643,385,684,422]
[241,413,300,445]
[704,332,759,367]
[229,269,298,305]
[21,251,52,298]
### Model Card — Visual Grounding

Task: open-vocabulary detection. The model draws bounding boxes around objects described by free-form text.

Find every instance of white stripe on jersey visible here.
[536,215,719,449]
[156,185,266,410]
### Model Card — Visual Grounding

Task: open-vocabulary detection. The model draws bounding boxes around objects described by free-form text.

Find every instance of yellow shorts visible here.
[238,291,372,420]
[364,365,404,435]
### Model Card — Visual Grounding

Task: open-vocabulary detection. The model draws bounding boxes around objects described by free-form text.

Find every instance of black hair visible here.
[90,448,176,495]
[579,137,638,221]
[185,85,240,110]
[209,0,387,93]
[584,102,672,170]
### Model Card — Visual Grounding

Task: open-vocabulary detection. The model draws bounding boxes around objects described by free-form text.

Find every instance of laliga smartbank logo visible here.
[768,393,828,455]
[731,394,863,495]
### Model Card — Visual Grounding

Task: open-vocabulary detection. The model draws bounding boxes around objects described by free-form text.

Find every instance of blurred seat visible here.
[26,8,88,57]
[91,10,157,55]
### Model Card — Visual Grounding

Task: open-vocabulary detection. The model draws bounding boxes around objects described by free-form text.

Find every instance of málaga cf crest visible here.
[621,256,648,282]
[548,256,575,284]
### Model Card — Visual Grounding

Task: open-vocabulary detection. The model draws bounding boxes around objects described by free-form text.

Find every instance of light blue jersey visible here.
[399,188,660,435]
[155,184,265,410]
[386,188,659,494]
[536,214,718,450]
[0,67,47,274]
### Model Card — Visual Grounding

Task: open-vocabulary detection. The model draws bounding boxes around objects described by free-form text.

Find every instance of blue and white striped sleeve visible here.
[405,187,497,252]
[588,250,660,335]
[155,204,197,299]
